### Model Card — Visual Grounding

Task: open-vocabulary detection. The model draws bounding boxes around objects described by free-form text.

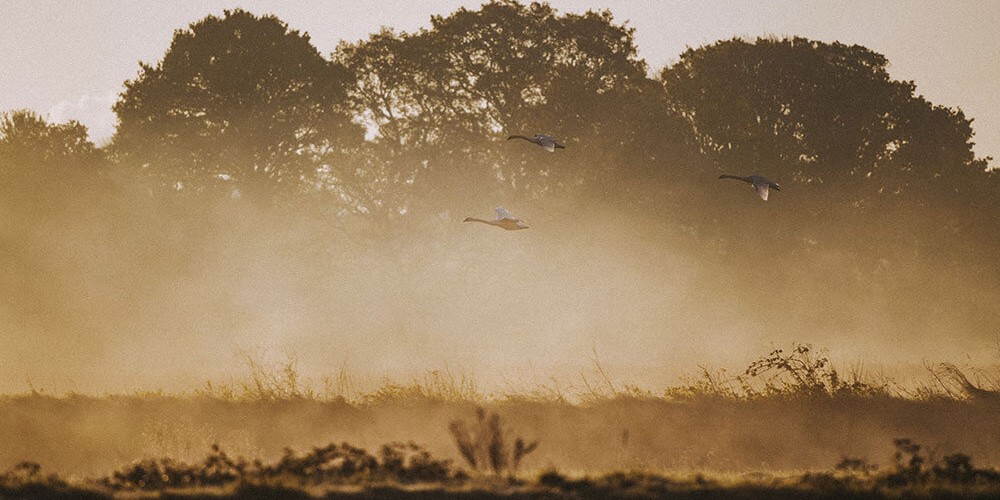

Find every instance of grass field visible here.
[3,345,998,498]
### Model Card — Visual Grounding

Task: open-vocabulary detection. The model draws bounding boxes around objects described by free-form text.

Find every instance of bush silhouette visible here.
[448,407,539,477]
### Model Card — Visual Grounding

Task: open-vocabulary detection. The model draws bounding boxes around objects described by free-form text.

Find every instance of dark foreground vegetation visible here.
[3,436,1000,499]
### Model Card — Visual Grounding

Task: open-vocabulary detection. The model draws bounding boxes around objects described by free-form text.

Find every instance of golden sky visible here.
[3,0,999,160]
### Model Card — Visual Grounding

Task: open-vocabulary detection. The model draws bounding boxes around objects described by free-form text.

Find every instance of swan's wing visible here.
[530,135,555,151]
[495,206,516,220]
[755,183,770,201]
[719,174,747,183]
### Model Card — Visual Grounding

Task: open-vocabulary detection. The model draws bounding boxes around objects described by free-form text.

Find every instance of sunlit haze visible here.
[2,0,999,395]
[3,2,1000,489]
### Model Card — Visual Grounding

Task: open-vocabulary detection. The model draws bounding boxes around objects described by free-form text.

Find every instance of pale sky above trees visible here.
[2,0,999,160]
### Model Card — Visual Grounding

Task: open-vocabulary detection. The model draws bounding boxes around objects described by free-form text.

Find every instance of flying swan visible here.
[507,134,565,153]
[719,174,782,201]
[463,207,529,230]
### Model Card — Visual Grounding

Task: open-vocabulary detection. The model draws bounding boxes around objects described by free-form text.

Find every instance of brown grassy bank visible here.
[3,392,1000,477]
[2,346,999,477]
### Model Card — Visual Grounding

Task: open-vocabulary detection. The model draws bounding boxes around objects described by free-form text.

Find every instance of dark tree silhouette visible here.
[659,36,998,273]
[0,109,104,213]
[0,110,99,176]
[112,9,361,202]
[660,37,989,199]
[334,0,677,209]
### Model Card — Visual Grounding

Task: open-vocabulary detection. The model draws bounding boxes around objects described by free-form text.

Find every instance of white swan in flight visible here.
[507,134,565,153]
[464,207,529,230]
[719,174,782,201]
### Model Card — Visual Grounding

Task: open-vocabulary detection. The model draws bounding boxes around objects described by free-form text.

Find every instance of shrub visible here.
[100,440,457,490]
[448,407,539,477]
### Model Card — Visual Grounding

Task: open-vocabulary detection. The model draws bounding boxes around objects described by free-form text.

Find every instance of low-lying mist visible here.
[2,159,997,396]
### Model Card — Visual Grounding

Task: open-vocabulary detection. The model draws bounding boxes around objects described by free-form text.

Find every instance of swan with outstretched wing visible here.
[463,206,529,230]
[719,174,782,201]
[507,133,565,153]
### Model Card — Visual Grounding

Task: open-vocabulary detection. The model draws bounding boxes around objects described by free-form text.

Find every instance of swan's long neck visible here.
[464,217,498,226]
[507,135,533,143]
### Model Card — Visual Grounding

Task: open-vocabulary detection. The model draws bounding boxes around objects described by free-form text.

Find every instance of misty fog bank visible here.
[2,181,997,394]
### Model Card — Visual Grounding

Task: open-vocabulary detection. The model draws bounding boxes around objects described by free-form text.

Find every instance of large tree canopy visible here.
[333,0,689,209]
[660,37,988,200]
[112,9,361,201]
[1,4,994,263]
[338,1,648,150]
[658,36,996,269]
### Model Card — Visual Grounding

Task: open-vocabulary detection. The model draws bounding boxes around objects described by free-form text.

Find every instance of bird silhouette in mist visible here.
[507,134,565,153]
[719,174,782,201]
[463,207,529,230]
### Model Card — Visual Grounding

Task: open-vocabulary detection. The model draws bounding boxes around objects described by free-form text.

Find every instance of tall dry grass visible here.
[1,344,998,477]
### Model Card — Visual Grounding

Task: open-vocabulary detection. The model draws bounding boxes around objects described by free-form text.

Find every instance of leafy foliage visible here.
[882,438,1000,487]
[0,461,108,499]
[112,9,361,201]
[333,0,682,208]
[663,343,892,400]
[6,438,1000,497]
[0,110,98,166]
[661,37,986,189]
[0,110,102,191]
[99,441,456,491]
[743,344,888,398]
[5,2,995,267]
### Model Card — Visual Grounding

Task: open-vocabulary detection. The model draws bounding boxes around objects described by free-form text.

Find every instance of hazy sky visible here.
[3,0,999,160]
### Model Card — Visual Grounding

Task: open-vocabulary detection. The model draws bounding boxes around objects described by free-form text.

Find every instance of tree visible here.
[0,111,112,349]
[658,36,999,269]
[660,37,989,200]
[0,110,99,175]
[0,109,102,204]
[334,0,681,208]
[112,9,361,202]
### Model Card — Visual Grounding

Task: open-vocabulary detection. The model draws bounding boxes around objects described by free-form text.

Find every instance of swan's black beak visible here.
[772,185,782,191]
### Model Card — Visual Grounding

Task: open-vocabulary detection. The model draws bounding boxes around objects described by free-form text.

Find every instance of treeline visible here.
[1,1,998,336]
